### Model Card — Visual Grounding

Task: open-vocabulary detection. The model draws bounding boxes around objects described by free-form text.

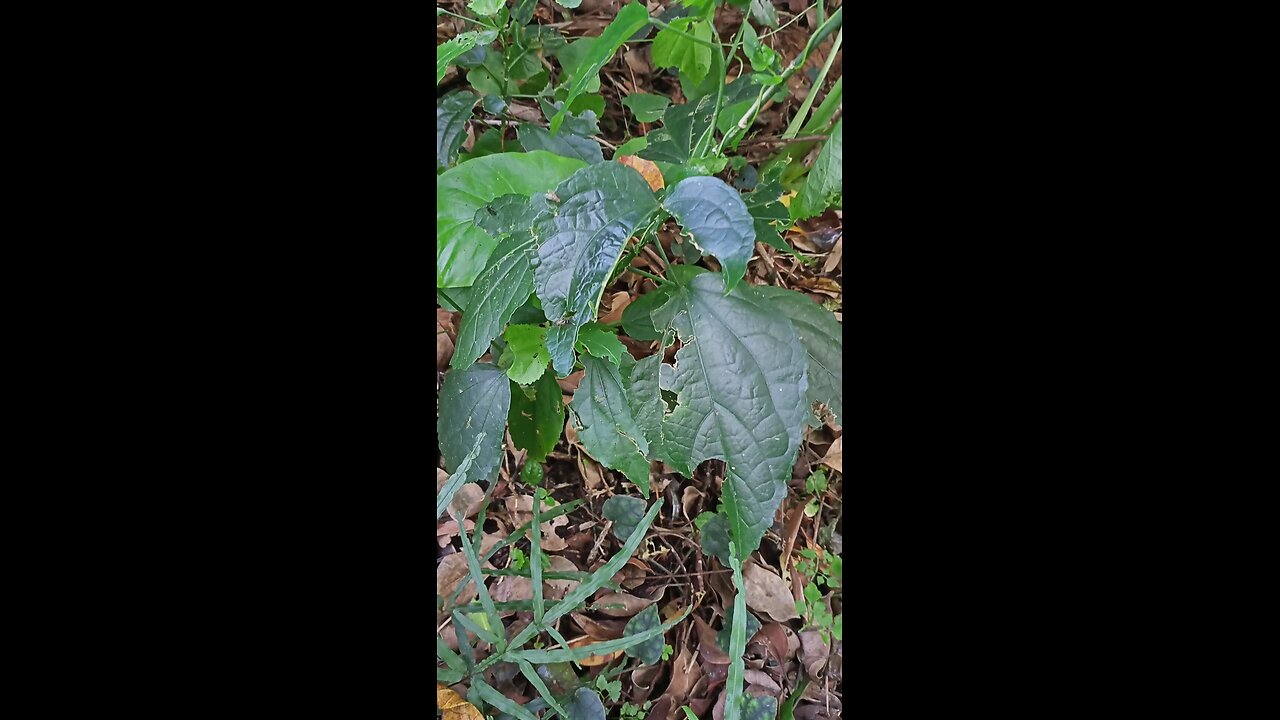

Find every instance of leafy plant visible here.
[438,2,843,717]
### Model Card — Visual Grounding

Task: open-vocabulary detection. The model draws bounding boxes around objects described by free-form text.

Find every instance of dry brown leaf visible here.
[743,669,781,694]
[570,612,627,641]
[616,155,665,191]
[557,369,584,393]
[744,560,800,622]
[681,486,705,521]
[544,555,580,600]
[437,309,457,371]
[436,518,476,539]
[665,645,703,706]
[448,482,486,519]
[437,468,449,494]
[799,630,829,679]
[567,634,624,666]
[821,436,842,474]
[693,614,730,665]
[504,495,569,552]
[591,591,655,617]
[437,684,483,720]
[823,236,843,274]
[598,291,633,325]
[795,276,841,297]
[436,553,477,614]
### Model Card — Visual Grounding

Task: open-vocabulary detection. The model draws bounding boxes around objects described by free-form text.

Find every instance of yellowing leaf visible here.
[568,635,625,666]
[616,154,665,191]
[437,684,484,720]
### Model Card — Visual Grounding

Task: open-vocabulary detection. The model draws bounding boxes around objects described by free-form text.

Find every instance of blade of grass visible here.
[724,542,748,720]
[482,569,596,580]
[799,76,842,136]
[779,677,811,720]
[437,433,486,520]
[439,667,464,684]
[454,509,505,652]
[451,609,476,669]
[542,621,576,659]
[509,607,690,664]
[455,609,503,646]
[438,635,467,674]
[531,490,545,624]
[473,677,540,720]
[447,499,584,608]
[781,28,841,139]
[517,658,570,718]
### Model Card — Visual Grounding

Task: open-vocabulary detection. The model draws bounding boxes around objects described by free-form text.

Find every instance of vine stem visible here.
[438,288,464,311]
[631,268,667,285]
[647,18,720,50]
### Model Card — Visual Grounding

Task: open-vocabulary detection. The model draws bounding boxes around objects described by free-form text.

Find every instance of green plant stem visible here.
[760,1,821,40]
[438,288,464,311]
[631,268,666,285]
[438,8,487,27]
[781,28,841,139]
[697,20,748,159]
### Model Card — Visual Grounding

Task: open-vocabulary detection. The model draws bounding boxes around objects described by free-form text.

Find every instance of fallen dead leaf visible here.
[693,614,731,665]
[616,155,665,191]
[448,482,486,519]
[437,468,449,494]
[557,370,584,393]
[821,436,842,474]
[665,645,703,707]
[505,495,569,552]
[437,684,483,720]
[436,553,477,614]
[598,291,633,325]
[571,612,628,641]
[823,236,843,274]
[799,630,829,679]
[544,555,580,600]
[743,560,799,621]
[591,591,656,617]
[437,310,457,370]
[743,669,781,694]
[568,634,624,667]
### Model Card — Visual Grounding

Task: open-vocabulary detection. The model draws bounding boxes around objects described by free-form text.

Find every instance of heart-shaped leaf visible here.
[622,605,665,665]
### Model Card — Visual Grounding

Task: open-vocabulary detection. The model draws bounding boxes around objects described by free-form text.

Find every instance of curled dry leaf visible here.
[693,614,731,665]
[615,155,665,191]
[743,560,801,622]
[570,612,628,641]
[567,634,624,667]
[437,684,484,720]
[743,669,781,694]
[681,485,705,521]
[437,467,449,494]
[436,553,478,614]
[630,663,663,703]
[591,591,656,617]
[665,645,703,707]
[437,309,457,370]
[799,630,829,679]
[504,495,568,552]
[557,369,584,393]
[448,482,486,519]
[821,436,842,474]
[598,291,632,325]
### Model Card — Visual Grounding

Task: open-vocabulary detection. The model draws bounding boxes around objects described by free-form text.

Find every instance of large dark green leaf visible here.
[623,605,665,664]
[550,2,650,135]
[623,349,668,463]
[518,124,604,164]
[475,192,552,239]
[452,233,537,371]
[620,266,707,341]
[662,176,756,293]
[509,367,564,470]
[602,494,647,543]
[538,99,600,137]
[650,273,808,556]
[438,151,585,288]
[439,362,511,483]
[437,91,479,170]
[638,95,716,164]
[532,163,659,375]
[621,94,670,123]
[753,287,842,426]
[699,511,730,562]
[571,355,650,496]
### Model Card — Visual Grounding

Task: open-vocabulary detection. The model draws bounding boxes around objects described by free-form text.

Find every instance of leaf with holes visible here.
[439,362,512,484]
[662,176,756,292]
[652,18,714,87]
[532,162,659,375]
[571,355,650,496]
[438,151,585,288]
[650,272,808,556]
[503,324,552,385]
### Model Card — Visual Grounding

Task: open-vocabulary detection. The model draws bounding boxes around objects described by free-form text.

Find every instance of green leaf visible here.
[438,151,585,288]
[475,193,552,239]
[743,164,800,256]
[438,635,467,674]
[439,362,512,484]
[622,349,668,463]
[725,544,749,720]
[503,324,552,385]
[437,30,498,84]
[455,509,504,649]
[753,286,842,426]
[508,367,564,463]
[622,94,671,123]
[699,511,730,562]
[555,0,583,8]
[749,0,779,28]
[467,0,504,16]
[741,22,778,73]
[568,93,605,116]
[615,136,648,156]
[623,605,665,664]
[555,38,602,95]
[452,234,538,371]
[517,659,570,719]
[436,433,487,520]
[437,668,463,684]
[518,124,604,164]
[551,3,651,135]
[575,324,627,365]
[793,118,842,221]
[716,602,761,654]
[564,687,606,720]
[621,286,674,341]
[638,95,716,164]
[438,91,479,170]
[532,162,659,375]
[652,18,713,86]
[651,273,808,556]
[572,355,651,494]
[602,494,647,542]
[538,99,600,136]
[662,176,756,293]
[741,695,778,720]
